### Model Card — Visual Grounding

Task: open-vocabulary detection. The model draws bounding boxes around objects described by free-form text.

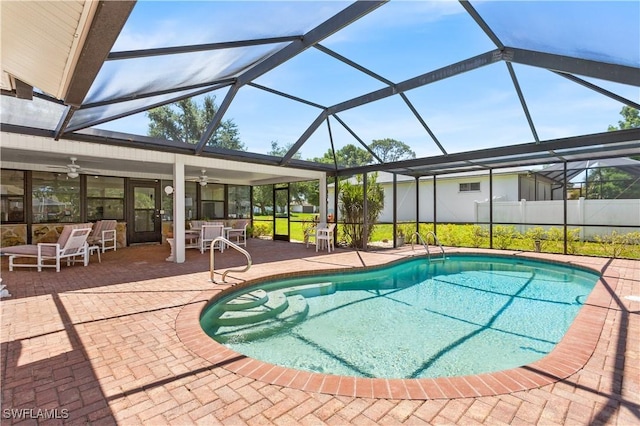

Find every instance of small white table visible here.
[166,229,200,261]
[222,227,233,249]
[166,238,175,262]
[88,245,101,263]
[186,230,200,249]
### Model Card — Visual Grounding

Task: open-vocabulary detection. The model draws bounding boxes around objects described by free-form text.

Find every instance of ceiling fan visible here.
[187,169,219,187]
[46,157,98,178]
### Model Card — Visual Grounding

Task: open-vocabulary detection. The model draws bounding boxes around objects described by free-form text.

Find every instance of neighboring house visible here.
[327,161,640,239]
[290,203,317,214]
[329,168,555,223]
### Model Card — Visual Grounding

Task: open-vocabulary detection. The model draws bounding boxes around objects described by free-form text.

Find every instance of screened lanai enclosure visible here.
[1,1,639,259]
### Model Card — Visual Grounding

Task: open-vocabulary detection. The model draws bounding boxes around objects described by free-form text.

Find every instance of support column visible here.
[319,174,327,222]
[489,169,493,249]
[433,175,437,236]
[173,158,186,263]
[563,162,568,255]
[415,176,420,234]
[363,173,368,251]
[393,173,397,248]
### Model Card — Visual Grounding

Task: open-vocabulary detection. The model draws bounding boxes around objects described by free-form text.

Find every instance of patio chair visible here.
[87,220,117,253]
[316,223,336,253]
[205,221,225,226]
[200,224,224,254]
[189,220,204,230]
[226,220,248,247]
[0,223,94,272]
[305,222,326,248]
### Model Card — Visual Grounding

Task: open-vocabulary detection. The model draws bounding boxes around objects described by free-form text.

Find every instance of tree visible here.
[269,140,301,159]
[147,95,246,150]
[291,180,319,209]
[585,167,640,199]
[608,106,640,132]
[586,107,640,199]
[339,173,384,248]
[312,144,372,167]
[268,141,319,210]
[252,184,273,216]
[369,138,416,162]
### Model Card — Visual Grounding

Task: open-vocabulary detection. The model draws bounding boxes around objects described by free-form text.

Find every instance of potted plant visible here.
[525,227,547,252]
[396,228,405,246]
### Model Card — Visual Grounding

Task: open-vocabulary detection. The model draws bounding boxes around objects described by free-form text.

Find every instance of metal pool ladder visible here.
[210,237,252,283]
[412,231,446,262]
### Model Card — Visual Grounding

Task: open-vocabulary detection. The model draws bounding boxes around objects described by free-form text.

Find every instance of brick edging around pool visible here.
[175,256,616,400]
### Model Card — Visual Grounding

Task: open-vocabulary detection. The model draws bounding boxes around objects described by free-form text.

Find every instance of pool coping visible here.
[175,252,616,400]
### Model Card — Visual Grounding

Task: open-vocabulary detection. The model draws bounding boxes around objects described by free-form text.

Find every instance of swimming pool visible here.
[200,254,599,379]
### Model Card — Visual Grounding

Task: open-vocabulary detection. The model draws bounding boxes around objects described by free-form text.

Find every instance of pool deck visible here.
[1,239,638,425]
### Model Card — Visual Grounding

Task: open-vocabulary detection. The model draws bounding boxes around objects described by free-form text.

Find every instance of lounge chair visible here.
[87,220,117,253]
[0,223,94,272]
[200,224,224,253]
[188,220,205,230]
[226,220,248,247]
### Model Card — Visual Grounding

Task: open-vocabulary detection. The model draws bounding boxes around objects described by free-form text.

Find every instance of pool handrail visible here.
[209,236,252,283]
[412,231,445,262]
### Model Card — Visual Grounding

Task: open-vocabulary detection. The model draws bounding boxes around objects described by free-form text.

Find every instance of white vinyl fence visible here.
[475,197,640,239]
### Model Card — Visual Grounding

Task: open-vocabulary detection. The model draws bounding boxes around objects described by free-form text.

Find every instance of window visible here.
[201,183,225,219]
[228,185,251,218]
[87,176,125,220]
[1,170,25,223]
[32,171,80,223]
[459,182,480,192]
[185,182,197,220]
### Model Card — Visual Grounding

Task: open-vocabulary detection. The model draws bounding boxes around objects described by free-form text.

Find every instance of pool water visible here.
[200,255,599,379]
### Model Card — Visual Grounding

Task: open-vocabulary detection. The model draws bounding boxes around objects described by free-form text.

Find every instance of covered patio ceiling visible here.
[1,0,639,180]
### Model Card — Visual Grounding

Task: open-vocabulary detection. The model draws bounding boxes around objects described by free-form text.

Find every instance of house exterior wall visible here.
[378,173,521,223]
[329,171,523,223]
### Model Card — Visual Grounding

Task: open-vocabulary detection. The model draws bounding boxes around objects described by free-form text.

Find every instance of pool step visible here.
[217,290,288,326]
[284,281,336,298]
[210,281,334,335]
[222,289,268,311]
[214,294,309,343]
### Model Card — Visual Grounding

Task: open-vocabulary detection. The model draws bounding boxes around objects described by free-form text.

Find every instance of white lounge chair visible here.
[200,224,224,253]
[0,223,94,272]
[226,220,248,247]
[87,220,117,253]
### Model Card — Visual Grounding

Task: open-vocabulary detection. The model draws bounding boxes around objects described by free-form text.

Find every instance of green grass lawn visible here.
[251,216,640,260]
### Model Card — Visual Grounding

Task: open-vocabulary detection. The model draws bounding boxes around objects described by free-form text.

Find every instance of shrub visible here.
[439,224,463,247]
[339,173,384,248]
[397,223,416,243]
[595,231,633,258]
[626,232,640,258]
[493,225,518,249]
[251,222,271,238]
[469,225,489,248]
[525,227,547,252]
[566,228,582,254]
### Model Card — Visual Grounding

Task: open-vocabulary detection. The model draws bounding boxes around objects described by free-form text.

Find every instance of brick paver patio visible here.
[1,239,638,425]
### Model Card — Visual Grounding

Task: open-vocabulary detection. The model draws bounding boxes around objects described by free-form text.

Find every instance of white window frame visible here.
[459,182,480,192]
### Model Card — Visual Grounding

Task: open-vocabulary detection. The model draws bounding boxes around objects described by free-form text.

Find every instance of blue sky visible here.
[97,1,640,162]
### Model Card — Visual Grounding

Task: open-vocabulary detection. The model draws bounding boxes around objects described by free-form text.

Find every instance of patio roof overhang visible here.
[0,130,327,186]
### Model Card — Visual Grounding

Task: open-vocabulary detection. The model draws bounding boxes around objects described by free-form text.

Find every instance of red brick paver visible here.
[1,240,638,425]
